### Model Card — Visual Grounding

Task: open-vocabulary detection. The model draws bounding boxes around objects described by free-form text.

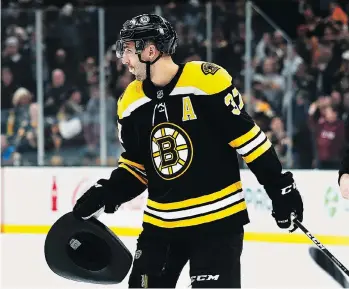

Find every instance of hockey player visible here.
[73,14,304,288]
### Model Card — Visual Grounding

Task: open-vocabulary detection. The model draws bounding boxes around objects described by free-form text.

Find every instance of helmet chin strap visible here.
[137,52,163,80]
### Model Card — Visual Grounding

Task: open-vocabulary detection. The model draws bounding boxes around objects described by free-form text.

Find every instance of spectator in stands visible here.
[295,25,313,65]
[2,36,33,92]
[310,41,340,96]
[266,116,291,166]
[272,30,287,62]
[7,87,33,138]
[55,3,81,73]
[293,62,317,102]
[105,46,125,99]
[46,87,87,165]
[5,88,38,163]
[281,46,304,78]
[51,49,74,85]
[1,66,19,110]
[309,100,345,169]
[15,102,39,155]
[254,33,272,67]
[57,88,84,121]
[78,56,98,89]
[44,69,69,117]
[83,84,118,165]
[253,57,285,114]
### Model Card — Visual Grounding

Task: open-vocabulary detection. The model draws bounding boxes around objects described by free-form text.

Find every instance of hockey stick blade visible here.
[309,247,349,288]
[291,213,349,278]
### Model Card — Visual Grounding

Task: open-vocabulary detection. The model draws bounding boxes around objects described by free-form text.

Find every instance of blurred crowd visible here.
[1,1,156,166]
[1,0,349,169]
[248,0,349,169]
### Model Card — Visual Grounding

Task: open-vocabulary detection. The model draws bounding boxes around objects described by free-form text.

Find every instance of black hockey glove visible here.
[264,172,304,232]
[73,179,119,219]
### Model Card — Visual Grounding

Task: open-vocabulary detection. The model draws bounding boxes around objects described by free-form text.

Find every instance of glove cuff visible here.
[264,171,295,200]
[95,179,120,213]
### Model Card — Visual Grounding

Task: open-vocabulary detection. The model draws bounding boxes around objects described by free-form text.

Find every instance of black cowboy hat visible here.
[44,212,133,284]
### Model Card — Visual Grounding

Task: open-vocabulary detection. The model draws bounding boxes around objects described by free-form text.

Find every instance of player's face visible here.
[121,41,146,81]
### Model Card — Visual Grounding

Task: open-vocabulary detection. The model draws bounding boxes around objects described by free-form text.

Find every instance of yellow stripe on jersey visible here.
[119,163,148,185]
[229,125,272,163]
[229,125,260,148]
[174,61,232,95]
[147,181,242,210]
[143,201,247,228]
[117,80,151,120]
[119,156,145,170]
[243,139,272,163]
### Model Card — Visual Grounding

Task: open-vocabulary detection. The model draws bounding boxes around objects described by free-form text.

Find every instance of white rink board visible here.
[1,234,349,288]
[2,167,349,237]
[2,167,146,229]
[1,168,349,288]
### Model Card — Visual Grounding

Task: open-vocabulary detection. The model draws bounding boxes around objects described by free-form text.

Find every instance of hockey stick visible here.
[309,247,349,288]
[291,213,349,278]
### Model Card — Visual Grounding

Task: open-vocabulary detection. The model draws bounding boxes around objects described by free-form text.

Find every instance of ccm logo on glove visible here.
[281,182,297,195]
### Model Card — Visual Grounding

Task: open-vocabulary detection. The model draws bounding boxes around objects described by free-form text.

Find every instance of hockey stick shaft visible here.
[292,216,349,277]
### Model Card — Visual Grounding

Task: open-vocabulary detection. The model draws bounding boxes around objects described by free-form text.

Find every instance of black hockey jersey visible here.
[113,61,283,237]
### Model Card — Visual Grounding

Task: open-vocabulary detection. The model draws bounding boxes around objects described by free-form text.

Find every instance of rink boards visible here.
[1,168,349,288]
[1,167,349,245]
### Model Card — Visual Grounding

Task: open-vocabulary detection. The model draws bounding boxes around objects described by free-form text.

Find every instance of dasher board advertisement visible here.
[1,167,349,245]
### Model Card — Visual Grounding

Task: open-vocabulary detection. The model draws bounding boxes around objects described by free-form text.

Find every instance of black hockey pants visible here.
[128,229,244,288]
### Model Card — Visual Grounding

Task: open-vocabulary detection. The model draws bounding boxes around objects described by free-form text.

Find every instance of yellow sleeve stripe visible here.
[119,156,145,171]
[229,125,261,148]
[147,181,242,210]
[119,163,148,185]
[243,139,272,163]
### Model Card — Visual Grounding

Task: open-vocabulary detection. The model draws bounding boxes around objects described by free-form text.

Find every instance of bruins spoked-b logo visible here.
[150,122,193,180]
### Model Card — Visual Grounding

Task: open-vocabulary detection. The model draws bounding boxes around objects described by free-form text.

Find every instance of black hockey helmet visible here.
[115,14,178,64]
[44,212,133,284]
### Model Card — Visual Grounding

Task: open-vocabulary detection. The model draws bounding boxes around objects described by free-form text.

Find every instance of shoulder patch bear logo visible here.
[201,62,221,75]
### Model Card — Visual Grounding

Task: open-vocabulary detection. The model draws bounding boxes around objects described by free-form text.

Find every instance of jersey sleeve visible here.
[205,84,283,187]
[116,115,148,186]
[101,98,147,205]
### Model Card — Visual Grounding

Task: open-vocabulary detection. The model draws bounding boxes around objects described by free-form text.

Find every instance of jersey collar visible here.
[142,63,185,101]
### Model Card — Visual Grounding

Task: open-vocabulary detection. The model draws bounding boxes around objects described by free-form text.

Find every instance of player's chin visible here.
[135,73,145,81]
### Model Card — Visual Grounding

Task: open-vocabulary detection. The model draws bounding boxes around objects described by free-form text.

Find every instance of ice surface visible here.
[1,234,347,288]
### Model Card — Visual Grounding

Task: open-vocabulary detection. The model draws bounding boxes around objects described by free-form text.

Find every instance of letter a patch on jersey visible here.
[182,96,197,121]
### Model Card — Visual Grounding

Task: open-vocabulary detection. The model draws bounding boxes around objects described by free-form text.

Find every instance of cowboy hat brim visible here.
[44,212,133,284]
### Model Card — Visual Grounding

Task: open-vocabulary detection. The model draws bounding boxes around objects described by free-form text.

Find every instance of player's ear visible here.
[147,44,157,61]
[149,44,156,60]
